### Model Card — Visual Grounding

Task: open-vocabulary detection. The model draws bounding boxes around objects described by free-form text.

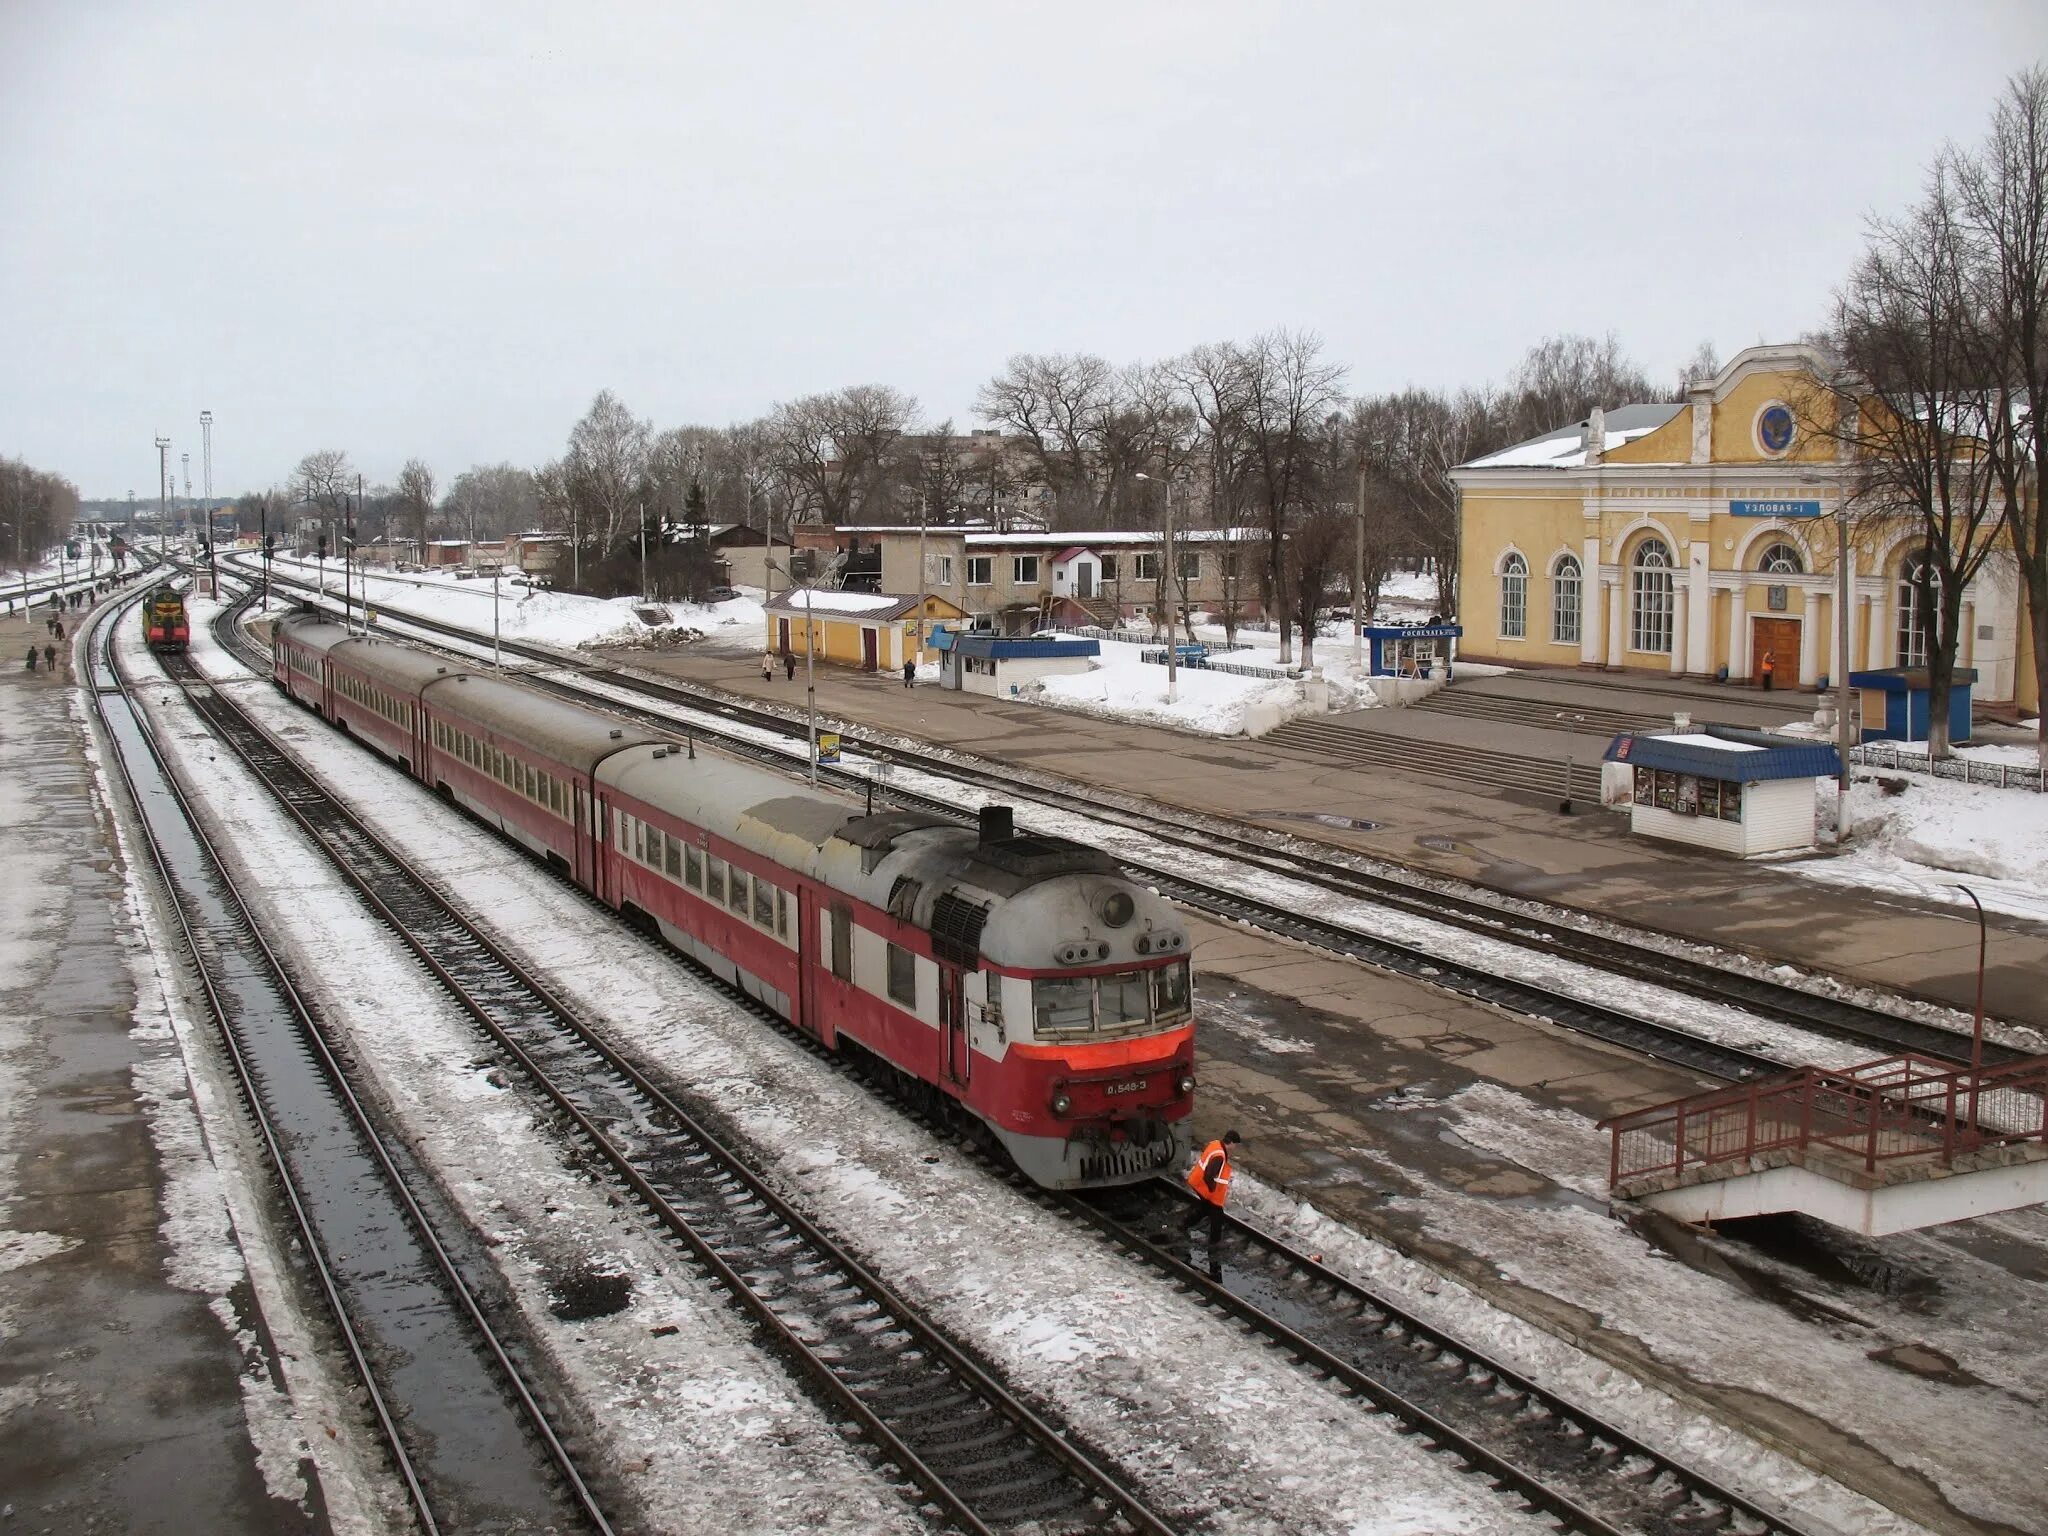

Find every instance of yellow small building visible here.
[764,591,966,673]
[1451,343,2037,715]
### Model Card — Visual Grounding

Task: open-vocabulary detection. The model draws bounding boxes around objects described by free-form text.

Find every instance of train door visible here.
[940,964,969,1092]
[589,790,610,905]
[795,888,819,1042]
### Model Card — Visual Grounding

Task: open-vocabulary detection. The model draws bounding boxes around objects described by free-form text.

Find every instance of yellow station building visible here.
[1450,344,2037,716]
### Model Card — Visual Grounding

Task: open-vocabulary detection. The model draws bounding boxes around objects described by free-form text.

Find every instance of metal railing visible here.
[1600,1051,2048,1188]
[1851,741,2044,792]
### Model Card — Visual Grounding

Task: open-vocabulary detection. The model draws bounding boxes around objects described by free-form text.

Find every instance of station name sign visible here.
[1729,499,1823,518]
[1365,624,1463,640]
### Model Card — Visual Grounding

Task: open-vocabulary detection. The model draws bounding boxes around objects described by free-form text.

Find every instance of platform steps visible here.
[1261,716,1603,801]
[1410,688,1679,736]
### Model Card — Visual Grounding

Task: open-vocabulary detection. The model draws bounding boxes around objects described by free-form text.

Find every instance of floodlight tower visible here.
[155,436,171,557]
[200,410,217,594]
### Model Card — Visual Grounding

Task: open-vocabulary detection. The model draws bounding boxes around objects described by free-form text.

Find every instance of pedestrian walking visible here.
[42,644,56,672]
[762,653,775,684]
[53,620,64,642]
[1759,649,1776,691]
[1181,1129,1242,1264]
[783,651,796,682]
[902,656,916,689]
[24,644,38,672]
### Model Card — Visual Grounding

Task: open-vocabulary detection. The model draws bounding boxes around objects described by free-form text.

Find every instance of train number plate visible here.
[1103,1078,1148,1097]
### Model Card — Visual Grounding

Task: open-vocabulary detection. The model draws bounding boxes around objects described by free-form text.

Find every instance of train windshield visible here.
[1032,961,1192,1037]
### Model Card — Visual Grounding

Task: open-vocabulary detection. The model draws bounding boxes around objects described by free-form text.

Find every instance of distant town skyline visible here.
[3,0,2043,496]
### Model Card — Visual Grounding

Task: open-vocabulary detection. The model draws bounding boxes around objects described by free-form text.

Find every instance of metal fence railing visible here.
[1600,1051,2048,1190]
[1851,742,2044,793]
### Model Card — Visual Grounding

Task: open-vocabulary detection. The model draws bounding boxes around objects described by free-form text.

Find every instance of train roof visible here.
[275,613,352,651]
[329,635,457,691]
[426,668,675,769]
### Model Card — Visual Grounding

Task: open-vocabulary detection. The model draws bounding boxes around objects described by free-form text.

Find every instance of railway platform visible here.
[608,642,2048,1032]
[0,602,329,1534]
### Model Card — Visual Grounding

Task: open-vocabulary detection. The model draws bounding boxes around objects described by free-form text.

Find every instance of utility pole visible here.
[181,453,191,535]
[915,500,929,665]
[1352,461,1367,676]
[155,436,171,559]
[1163,477,1178,705]
[1835,501,1855,829]
[638,497,648,604]
[200,410,217,597]
[348,474,361,634]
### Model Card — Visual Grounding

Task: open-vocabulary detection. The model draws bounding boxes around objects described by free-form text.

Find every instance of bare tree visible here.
[444,463,539,543]
[566,390,652,566]
[1503,333,1655,441]
[763,385,919,526]
[976,353,1120,526]
[1675,339,1723,397]
[1955,66,2048,774]
[1237,330,1348,662]
[1286,509,1352,669]
[1825,162,2008,759]
[397,458,435,555]
[0,457,81,575]
[1352,389,1498,615]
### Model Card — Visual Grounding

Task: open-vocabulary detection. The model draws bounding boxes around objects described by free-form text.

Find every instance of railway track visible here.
[203,583,1835,1536]
[1070,1182,1811,1536]
[215,569,2008,1080]
[154,632,1179,1536]
[92,591,609,1536]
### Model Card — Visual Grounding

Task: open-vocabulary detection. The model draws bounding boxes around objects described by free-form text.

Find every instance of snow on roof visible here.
[961,528,1264,547]
[764,589,921,618]
[1463,403,1685,470]
[1658,732,1763,752]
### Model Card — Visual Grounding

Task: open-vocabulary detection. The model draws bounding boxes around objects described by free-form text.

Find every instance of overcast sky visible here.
[4,1,2043,499]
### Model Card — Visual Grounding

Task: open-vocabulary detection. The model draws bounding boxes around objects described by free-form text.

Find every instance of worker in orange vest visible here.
[1182,1129,1243,1255]
[1759,649,1776,691]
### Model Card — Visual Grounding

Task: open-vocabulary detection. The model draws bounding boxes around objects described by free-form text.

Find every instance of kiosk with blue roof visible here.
[1603,727,1841,858]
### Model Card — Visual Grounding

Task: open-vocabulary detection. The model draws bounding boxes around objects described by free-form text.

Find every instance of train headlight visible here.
[1176,1074,1195,1096]
[1050,1091,1072,1116]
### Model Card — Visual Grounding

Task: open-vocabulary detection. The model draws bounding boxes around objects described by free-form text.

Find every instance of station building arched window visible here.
[1896,549,1936,668]
[1629,538,1674,654]
[1499,552,1528,639]
[1551,554,1581,644]
[1757,541,1803,575]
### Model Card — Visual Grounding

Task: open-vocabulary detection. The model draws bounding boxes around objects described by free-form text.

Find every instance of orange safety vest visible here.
[1185,1138,1234,1207]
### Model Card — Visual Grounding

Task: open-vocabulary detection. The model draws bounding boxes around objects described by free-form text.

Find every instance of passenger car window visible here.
[886,943,915,1006]
[705,858,725,904]
[753,879,773,927]
[684,844,702,889]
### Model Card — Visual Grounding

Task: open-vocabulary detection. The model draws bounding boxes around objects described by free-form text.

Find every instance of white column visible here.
[1726,587,1745,681]
[1864,591,1887,669]
[1580,535,1602,664]
[1670,584,1689,675]
[1959,599,1976,669]
[1606,577,1624,667]
[1686,544,1712,674]
[1799,589,1822,686]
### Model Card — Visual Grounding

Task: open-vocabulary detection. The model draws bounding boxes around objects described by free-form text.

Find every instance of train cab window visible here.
[829,906,852,980]
[752,879,773,928]
[727,868,748,916]
[664,836,681,880]
[885,944,916,1007]
[1100,971,1151,1027]
[684,844,702,890]
[1033,977,1095,1033]
[1152,962,1191,1023]
[705,857,726,904]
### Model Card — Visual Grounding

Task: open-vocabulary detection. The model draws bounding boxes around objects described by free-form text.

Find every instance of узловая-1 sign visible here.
[1729,499,1823,518]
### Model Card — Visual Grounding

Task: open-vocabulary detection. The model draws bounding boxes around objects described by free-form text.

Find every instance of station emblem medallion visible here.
[1756,402,1795,456]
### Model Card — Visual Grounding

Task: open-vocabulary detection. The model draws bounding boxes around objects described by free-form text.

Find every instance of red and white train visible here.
[273,612,1194,1188]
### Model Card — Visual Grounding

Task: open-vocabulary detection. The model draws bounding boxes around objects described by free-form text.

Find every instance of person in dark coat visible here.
[24,644,38,672]
[783,651,796,681]
[43,643,57,671]
[902,656,916,689]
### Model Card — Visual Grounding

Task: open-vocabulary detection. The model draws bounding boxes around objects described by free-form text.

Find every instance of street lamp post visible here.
[493,566,503,667]
[1134,472,1178,705]
[200,410,217,597]
[1951,883,1989,1137]
[768,558,819,785]
[154,436,171,559]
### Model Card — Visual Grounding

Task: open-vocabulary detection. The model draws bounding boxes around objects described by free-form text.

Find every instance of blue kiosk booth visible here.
[1847,667,1976,745]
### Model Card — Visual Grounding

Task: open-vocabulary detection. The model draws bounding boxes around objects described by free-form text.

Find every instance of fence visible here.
[1851,742,2044,793]
[1600,1052,2048,1189]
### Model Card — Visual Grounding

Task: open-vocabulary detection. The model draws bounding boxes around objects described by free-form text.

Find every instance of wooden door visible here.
[777,617,790,652]
[862,626,878,672]
[1077,563,1095,599]
[1751,617,1800,687]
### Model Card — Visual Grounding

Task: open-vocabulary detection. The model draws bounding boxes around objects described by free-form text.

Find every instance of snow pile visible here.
[1796,773,2048,920]
[1032,637,1305,736]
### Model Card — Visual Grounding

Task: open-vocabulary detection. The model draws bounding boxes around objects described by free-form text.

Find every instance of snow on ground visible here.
[263,553,764,650]
[1034,636,1305,735]
[177,606,1569,1535]
[1794,773,2048,923]
[150,608,926,1536]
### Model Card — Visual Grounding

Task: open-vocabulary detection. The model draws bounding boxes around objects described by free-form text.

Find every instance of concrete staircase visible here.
[1261,715,1603,801]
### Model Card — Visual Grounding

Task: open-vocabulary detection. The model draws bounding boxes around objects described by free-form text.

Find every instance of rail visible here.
[1850,741,2044,792]
[1602,1051,2048,1188]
